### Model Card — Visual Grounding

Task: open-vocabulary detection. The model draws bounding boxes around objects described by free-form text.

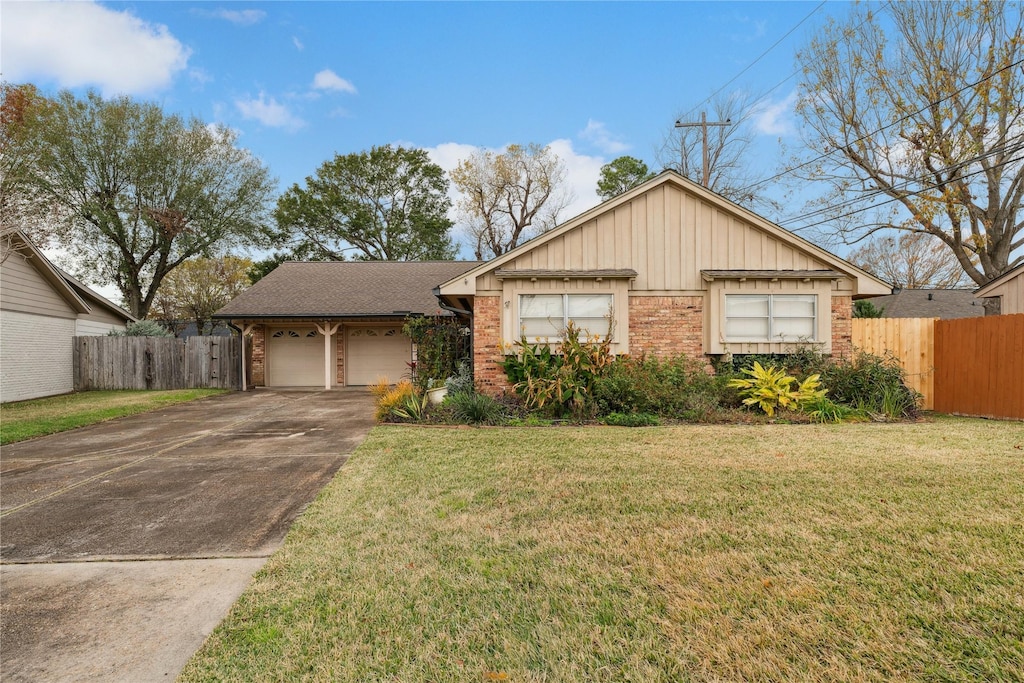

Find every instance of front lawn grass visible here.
[0,389,228,444]
[182,418,1024,682]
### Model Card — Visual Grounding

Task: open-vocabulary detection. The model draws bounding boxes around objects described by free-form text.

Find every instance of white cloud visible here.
[312,69,357,94]
[578,119,630,155]
[194,8,267,25]
[2,1,189,95]
[235,93,305,132]
[293,36,305,51]
[751,91,798,136]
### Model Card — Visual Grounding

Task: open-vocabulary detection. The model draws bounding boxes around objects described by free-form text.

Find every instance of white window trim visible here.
[724,293,818,343]
[517,293,615,342]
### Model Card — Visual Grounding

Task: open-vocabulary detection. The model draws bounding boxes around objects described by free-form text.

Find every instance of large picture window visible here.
[519,293,613,340]
[725,294,817,342]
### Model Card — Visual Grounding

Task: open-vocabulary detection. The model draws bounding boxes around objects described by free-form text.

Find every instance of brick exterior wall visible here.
[250,325,265,386]
[831,295,853,358]
[473,296,511,395]
[628,296,704,358]
[0,310,76,402]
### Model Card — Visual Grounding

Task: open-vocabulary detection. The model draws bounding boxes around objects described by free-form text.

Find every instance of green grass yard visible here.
[181,418,1024,682]
[0,389,228,444]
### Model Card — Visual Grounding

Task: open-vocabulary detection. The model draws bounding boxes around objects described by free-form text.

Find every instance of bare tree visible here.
[793,0,1024,296]
[658,91,778,211]
[450,143,573,259]
[847,232,973,289]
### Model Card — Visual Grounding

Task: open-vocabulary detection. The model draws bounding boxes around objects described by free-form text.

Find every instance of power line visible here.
[781,148,1024,234]
[778,140,1024,228]
[678,1,827,121]
[741,54,1024,195]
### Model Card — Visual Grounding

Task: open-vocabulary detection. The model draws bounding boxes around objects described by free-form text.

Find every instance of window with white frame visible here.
[725,294,817,342]
[519,293,613,340]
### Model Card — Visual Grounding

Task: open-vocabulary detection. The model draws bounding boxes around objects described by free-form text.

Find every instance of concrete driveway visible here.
[0,389,374,683]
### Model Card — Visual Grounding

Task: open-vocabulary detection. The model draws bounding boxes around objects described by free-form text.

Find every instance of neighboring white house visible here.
[1,232,135,403]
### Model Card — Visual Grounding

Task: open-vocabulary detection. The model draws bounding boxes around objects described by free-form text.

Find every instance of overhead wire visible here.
[779,145,1024,234]
[777,139,1024,228]
[677,1,827,120]
[741,54,1024,195]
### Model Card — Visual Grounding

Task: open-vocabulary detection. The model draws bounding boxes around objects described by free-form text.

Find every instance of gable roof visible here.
[975,262,1024,297]
[214,260,484,319]
[55,267,136,322]
[5,232,90,314]
[438,170,890,296]
[864,289,985,319]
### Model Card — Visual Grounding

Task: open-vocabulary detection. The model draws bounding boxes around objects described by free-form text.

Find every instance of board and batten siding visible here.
[986,273,1024,314]
[476,184,848,294]
[1,310,76,402]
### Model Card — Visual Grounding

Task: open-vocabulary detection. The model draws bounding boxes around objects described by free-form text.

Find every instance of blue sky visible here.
[3,0,861,265]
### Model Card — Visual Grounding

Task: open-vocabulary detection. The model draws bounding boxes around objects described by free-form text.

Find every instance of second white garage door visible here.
[267,328,323,386]
[346,326,412,385]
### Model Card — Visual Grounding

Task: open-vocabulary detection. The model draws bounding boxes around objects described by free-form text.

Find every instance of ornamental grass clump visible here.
[369,379,417,421]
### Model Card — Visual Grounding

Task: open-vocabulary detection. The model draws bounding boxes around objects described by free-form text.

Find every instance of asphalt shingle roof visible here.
[215,261,483,318]
[864,289,985,319]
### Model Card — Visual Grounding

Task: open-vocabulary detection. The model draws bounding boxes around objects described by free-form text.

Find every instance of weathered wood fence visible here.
[852,317,937,410]
[934,314,1024,420]
[852,314,1024,419]
[74,336,241,391]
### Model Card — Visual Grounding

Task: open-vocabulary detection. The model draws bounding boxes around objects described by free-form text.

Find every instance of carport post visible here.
[315,321,340,390]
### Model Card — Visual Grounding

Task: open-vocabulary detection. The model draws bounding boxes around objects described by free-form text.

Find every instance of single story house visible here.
[1,232,136,402]
[216,171,890,392]
[214,260,482,389]
[975,263,1024,315]
[862,288,985,319]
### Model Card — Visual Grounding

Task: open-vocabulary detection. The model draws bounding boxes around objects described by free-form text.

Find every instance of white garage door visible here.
[267,327,323,386]
[346,326,412,385]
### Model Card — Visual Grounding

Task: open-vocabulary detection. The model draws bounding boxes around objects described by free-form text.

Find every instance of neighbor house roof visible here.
[214,260,484,318]
[4,231,135,321]
[863,289,985,319]
[438,170,891,297]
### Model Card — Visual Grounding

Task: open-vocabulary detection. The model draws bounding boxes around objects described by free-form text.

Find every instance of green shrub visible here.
[819,351,920,419]
[593,354,725,419]
[727,362,826,416]
[447,390,505,425]
[444,362,474,395]
[403,316,470,390]
[500,322,613,420]
[603,412,660,427]
[109,320,174,337]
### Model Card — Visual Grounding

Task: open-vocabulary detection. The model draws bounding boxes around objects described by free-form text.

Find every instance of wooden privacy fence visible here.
[74,336,241,391]
[852,317,937,410]
[934,314,1024,420]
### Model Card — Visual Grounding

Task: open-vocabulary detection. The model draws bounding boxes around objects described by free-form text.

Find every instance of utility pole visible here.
[674,111,731,187]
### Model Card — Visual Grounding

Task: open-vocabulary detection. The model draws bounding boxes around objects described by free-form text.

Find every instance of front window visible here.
[519,293,613,340]
[725,294,816,342]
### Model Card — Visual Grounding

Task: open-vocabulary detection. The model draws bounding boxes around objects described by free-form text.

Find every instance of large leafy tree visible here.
[596,156,654,200]
[794,0,1023,292]
[451,143,573,259]
[274,145,457,261]
[0,83,63,260]
[10,89,274,318]
[151,255,252,335]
